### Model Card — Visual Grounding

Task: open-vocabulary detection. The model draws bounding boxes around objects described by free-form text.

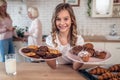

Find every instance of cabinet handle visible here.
[116,47,120,49]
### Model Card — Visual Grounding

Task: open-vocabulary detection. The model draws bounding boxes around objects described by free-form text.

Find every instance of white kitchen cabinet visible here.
[13,41,27,62]
[112,3,120,17]
[104,42,120,64]
[90,0,120,17]
[91,0,113,17]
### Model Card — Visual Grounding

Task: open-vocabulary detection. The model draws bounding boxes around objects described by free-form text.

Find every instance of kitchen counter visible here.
[0,62,99,80]
[83,35,120,42]
[13,35,120,43]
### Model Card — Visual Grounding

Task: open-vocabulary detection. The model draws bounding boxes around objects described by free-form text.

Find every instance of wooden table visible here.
[0,62,100,80]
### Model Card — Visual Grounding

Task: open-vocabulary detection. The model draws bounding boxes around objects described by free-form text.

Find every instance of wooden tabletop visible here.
[0,62,99,80]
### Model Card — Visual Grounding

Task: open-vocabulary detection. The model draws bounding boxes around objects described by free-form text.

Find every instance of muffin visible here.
[83,43,94,49]
[38,46,49,52]
[72,45,83,55]
[95,51,107,59]
[36,51,47,57]
[86,48,95,57]
[78,51,90,62]
[36,46,62,59]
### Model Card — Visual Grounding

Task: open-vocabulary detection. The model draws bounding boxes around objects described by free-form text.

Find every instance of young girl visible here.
[46,3,84,70]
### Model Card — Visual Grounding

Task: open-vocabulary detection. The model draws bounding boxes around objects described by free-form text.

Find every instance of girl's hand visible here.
[73,62,84,70]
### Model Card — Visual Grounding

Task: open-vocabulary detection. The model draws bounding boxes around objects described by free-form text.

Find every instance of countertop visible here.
[83,35,120,42]
[0,62,100,80]
[13,35,120,43]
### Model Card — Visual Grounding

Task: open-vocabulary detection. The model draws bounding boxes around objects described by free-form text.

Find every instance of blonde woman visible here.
[0,0,16,62]
[24,7,42,46]
[46,3,84,70]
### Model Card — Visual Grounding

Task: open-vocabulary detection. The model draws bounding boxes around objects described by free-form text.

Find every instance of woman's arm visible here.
[0,26,15,33]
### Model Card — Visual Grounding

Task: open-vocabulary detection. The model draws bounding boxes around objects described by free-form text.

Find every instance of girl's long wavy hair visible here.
[0,0,10,20]
[51,3,78,47]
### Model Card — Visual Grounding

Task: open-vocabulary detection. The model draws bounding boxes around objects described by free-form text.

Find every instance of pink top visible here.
[0,17,13,40]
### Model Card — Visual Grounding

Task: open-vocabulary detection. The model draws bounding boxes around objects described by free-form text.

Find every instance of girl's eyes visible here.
[56,18,69,21]
[64,18,68,21]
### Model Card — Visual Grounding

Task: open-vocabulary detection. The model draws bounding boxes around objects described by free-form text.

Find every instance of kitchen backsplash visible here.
[7,0,120,36]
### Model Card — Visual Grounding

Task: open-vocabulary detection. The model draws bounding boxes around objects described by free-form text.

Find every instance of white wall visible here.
[7,0,120,36]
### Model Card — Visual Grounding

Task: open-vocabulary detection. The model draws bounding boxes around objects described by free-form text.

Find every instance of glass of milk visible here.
[5,54,16,75]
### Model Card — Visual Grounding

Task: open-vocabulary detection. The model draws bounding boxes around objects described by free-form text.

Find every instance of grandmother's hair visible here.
[28,7,39,18]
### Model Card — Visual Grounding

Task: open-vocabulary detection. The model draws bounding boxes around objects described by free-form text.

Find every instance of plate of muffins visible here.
[19,45,62,60]
[66,43,111,64]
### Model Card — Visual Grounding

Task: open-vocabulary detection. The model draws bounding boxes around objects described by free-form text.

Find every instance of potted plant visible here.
[14,26,28,38]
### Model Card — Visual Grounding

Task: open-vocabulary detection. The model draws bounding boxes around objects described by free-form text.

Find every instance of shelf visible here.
[113,3,120,5]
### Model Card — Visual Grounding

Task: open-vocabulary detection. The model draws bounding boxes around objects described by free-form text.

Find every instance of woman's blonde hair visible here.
[0,0,10,20]
[51,3,78,47]
[28,7,39,18]
[0,0,6,6]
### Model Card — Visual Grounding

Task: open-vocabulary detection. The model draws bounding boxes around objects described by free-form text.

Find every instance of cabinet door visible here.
[91,0,113,17]
[104,43,120,64]
[85,42,105,50]
[13,41,27,62]
[112,3,120,17]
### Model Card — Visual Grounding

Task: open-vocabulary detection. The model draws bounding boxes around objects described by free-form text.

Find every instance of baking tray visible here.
[78,69,98,80]
[78,64,120,80]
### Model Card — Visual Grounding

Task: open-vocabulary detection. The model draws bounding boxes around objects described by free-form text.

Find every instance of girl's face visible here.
[56,10,72,33]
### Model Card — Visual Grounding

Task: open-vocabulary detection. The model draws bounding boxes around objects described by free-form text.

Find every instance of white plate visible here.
[19,47,61,61]
[66,50,111,64]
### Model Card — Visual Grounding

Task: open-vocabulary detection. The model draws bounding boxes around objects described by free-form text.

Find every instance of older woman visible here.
[24,7,42,46]
[24,7,42,62]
